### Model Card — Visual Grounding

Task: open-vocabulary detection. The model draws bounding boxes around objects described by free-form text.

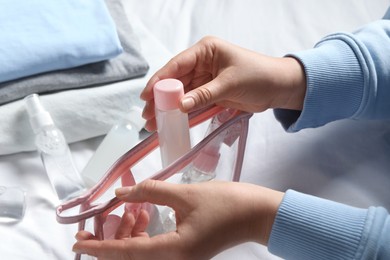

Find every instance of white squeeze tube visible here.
[154,78,191,168]
[24,94,86,202]
[80,106,145,188]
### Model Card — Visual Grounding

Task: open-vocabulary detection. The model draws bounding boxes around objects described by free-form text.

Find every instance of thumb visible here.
[115,180,185,208]
[180,77,227,112]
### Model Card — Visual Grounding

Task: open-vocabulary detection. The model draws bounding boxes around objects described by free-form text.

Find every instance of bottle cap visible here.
[153,79,184,111]
[24,94,54,133]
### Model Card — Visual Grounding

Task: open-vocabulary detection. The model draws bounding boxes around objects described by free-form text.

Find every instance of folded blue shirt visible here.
[0,0,122,83]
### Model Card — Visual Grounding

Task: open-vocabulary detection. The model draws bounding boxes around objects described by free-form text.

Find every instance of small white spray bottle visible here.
[24,94,86,202]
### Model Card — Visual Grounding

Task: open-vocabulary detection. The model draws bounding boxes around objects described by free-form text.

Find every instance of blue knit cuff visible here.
[276,36,365,132]
[268,190,368,260]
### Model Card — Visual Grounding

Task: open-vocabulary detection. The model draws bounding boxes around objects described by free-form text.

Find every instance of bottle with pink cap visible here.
[153,78,223,233]
[154,78,191,168]
[153,78,191,233]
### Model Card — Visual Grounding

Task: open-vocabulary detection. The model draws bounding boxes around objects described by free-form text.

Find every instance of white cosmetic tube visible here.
[154,79,191,168]
[80,106,145,188]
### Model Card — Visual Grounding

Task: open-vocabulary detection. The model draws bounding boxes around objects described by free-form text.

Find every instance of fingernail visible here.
[181,96,195,111]
[115,187,133,198]
[144,122,154,133]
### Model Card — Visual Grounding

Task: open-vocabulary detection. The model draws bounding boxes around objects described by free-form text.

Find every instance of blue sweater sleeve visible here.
[268,190,390,260]
[274,9,390,132]
[269,8,390,260]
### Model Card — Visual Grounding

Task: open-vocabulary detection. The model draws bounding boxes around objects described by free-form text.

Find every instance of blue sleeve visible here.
[268,190,390,260]
[269,9,390,259]
[274,9,390,132]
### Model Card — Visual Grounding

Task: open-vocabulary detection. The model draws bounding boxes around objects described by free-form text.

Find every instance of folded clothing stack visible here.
[0,0,149,105]
[0,0,173,156]
[0,0,121,83]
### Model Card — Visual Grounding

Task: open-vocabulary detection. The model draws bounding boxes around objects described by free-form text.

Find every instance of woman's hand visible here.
[73,180,284,260]
[141,36,306,131]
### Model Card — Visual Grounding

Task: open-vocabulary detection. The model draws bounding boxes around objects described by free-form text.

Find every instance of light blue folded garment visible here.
[0,0,122,83]
[0,0,149,105]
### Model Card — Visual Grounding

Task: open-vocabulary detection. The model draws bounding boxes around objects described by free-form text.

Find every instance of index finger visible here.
[115,180,189,209]
[140,44,199,102]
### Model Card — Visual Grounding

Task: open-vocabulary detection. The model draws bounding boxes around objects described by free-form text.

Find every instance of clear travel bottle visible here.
[153,78,191,233]
[154,78,191,168]
[24,94,86,202]
[0,186,26,223]
[181,113,224,183]
[80,106,145,188]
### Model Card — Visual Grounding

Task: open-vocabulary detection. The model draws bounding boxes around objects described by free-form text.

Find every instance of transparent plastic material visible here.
[155,108,191,167]
[0,186,26,223]
[24,94,86,202]
[161,110,234,232]
[81,106,145,188]
[36,127,86,201]
[181,109,234,183]
[56,106,252,260]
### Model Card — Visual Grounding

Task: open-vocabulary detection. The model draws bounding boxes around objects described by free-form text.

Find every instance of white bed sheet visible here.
[1,1,390,259]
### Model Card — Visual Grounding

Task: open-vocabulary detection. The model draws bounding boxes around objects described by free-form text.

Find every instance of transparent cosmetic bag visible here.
[56,106,253,260]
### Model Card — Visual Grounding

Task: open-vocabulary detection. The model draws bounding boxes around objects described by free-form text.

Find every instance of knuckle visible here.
[167,56,185,76]
[170,58,181,74]
[138,179,158,198]
[193,87,213,106]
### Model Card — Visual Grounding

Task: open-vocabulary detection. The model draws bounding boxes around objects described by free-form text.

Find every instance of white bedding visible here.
[1,1,389,259]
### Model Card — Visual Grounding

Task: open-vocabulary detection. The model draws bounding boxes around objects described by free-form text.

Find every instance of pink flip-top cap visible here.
[154,79,184,111]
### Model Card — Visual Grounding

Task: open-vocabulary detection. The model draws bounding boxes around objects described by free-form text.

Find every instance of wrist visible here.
[276,57,307,111]
[249,187,284,246]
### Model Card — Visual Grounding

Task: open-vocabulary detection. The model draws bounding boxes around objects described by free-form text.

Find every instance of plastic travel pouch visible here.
[0,186,26,223]
[56,106,253,260]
